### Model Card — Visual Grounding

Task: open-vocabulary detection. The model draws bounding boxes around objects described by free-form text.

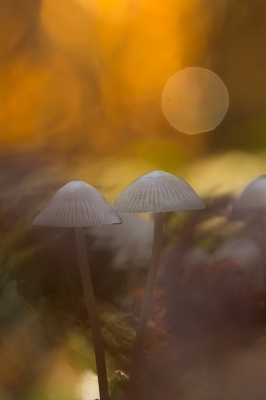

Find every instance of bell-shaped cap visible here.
[33,181,122,227]
[233,175,266,211]
[114,170,205,213]
[230,175,266,220]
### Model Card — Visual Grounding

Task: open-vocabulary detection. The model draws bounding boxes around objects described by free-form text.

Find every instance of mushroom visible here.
[113,170,205,392]
[33,181,122,400]
[231,174,266,220]
[230,175,266,286]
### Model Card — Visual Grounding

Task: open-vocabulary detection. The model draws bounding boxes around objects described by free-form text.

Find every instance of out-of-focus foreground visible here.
[1,0,266,399]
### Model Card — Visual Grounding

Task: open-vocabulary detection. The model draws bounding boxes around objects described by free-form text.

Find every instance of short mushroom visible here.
[113,170,205,392]
[231,175,266,286]
[33,181,122,400]
[231,174,266,220]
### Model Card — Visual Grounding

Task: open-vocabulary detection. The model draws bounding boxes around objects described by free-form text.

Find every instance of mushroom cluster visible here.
[32,173,205,400]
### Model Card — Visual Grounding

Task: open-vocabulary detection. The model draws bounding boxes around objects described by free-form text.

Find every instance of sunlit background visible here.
[1,0,266,399]
[1,0,266,192]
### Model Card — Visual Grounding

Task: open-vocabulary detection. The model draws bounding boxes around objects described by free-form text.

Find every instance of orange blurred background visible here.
[0,0,228,156]
[1,0,266,197]
[0,0,266,229]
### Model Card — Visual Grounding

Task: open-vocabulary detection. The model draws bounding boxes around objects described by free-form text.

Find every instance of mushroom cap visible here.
[33,181,122,227]
[232,175,266,211]
[113,170,205,213]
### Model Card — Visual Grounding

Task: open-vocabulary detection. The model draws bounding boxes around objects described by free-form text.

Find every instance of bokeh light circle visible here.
[162,67,229,134]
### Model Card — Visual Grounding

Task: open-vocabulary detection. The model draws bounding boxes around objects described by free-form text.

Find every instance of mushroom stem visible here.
[75,227,109,400]
[129,212,164,394]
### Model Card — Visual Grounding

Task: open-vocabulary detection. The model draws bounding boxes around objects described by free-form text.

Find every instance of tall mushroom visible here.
[33,181,122,400]
[113,170,205,393]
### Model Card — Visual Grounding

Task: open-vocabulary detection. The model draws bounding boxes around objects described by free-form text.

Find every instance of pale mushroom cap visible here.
[33,181,122,227]
[113,170,205,213]
[232,175,266,211]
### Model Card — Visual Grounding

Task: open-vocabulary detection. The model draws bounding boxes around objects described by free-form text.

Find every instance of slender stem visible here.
[129,212,164,395]
[75,227,109,400]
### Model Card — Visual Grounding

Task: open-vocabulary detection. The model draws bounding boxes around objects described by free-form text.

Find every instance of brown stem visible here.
[129,212,164,396]
[75,227,109,400]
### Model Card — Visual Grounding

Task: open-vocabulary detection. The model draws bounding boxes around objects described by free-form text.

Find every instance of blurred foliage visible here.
[179,368,214,400]
[164,194,240,252]
[1,161,266,399]
[109,370,129,400]
[1,153,266,399]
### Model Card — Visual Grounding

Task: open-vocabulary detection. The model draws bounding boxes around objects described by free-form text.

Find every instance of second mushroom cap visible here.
[114,170,205,213]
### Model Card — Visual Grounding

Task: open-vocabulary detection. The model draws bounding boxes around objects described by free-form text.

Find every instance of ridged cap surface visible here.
[114,170,205,213]
[33,181,122,227]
